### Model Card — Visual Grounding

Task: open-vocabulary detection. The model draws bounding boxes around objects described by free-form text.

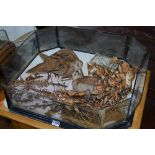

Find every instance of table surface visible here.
[0,71,150,129]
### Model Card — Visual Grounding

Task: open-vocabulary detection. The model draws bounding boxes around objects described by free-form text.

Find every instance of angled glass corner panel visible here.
[127,53,149,116]
[126,38,147,68]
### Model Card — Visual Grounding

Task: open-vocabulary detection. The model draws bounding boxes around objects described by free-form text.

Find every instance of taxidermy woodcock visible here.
[27,48,84,79]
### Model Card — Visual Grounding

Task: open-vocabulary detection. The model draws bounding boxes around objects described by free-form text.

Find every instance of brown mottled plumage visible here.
[72,76,104,93]
[27,48,83,78]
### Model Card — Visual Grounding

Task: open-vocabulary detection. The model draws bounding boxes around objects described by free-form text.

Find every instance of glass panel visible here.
[0,32,38,84]
[126,38,147,68]
[128,54,149,116]
[0,29,9,41]
[36,27,57,52]
[58,26,126,58]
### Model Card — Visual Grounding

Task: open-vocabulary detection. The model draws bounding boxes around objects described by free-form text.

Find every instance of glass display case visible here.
[0,27,149,128]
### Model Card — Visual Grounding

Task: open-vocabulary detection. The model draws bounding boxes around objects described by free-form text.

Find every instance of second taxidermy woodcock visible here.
[27,48,83,78]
